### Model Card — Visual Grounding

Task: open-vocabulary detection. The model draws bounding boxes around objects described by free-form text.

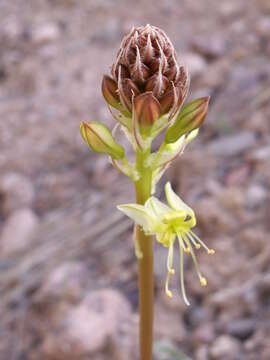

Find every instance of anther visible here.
[200,277,207,287]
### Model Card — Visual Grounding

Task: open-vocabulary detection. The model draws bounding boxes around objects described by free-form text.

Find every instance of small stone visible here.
[192,323,215,347]
[248,146,270,162]
[247,185,268,209]
[32,23,60,45]
[225,164,250,187]
[195,345,209,360]
[39,289,133,359]
[34,262,89,306]
[256,17,270,37]
[226,318,256,341]
[199,59,230,89]
[209,335,241,360]
[0,208,39,256]
[195,197,235,235]
[0,173,35,216]
[257,0,270,14]
[217,187,245,212]
[90,19,122,45]
[192,35,227,60]
[207,131,257,157]
[154,301,186,342]
[182,52,207,77]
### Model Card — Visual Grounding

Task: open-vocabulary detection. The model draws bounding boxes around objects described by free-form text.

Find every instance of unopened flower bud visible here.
[101,75,121,109]
[80,121,125,159]
[133,92,161,130]
[103,24,189,122]
[165,96,210,143]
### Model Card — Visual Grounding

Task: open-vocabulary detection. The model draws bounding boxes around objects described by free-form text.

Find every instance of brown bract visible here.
[102,24,189,126]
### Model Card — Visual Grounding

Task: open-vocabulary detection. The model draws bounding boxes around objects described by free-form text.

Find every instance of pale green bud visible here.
[165,96,210,143]
[80,121,125,160]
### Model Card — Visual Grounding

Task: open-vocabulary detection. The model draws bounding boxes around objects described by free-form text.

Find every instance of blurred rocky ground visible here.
[0,0,270,359]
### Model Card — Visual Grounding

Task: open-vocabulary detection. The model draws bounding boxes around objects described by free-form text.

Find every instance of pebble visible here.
[248,145,270,162]
[34,262,89,306]
[226,318,256,341]
[32,23,60,45]
[0,208,39,256]
[0,172,35,216]
[247,184,268,208]
[182,52,207,77]
[209,335,241,360]
[192,35,227,60]
[192,323,215,346]
[195,345,209,360]
[207,131,257,157]
[199,59,230,88]
[39,289,133,359]
[256,17,270,37]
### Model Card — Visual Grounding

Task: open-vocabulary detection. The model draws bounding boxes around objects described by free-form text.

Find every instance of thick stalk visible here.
[135,148,153,360]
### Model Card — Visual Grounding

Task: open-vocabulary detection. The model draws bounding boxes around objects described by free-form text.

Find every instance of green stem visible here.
[135,148,153,360]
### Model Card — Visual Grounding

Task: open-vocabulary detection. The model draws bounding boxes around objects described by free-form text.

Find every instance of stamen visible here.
[189,230,215,255]
[200,277,207,287]
[186,232,201,249]
[177,231,189,253]
[178,235,190,306]
[183,234,207,287]
[165,240,175,298]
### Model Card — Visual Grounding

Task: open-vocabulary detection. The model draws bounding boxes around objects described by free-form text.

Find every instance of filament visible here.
[165,239,175,298]
[177,231,190,253]
[183,234,207,287]
[178,234,190,306]
[186,231,201,249]
[189,230,215,255]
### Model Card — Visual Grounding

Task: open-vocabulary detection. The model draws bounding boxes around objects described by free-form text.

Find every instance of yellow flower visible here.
[118,182,215,305]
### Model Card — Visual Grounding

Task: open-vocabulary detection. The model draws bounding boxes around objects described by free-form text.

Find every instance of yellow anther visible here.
[166,289,173,298]
[200,277,207,287]
[169,268,175,275]
[184,248,190,254]
[195,243,201,249]
[208,249,215,255]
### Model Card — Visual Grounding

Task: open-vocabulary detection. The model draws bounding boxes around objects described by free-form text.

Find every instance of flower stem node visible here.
[80,121,125,160]
[118,182,215,305]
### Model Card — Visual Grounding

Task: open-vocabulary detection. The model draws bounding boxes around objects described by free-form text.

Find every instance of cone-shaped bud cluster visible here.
[165,96,210,143]
[80,121,125,159]
[102,25,189,129]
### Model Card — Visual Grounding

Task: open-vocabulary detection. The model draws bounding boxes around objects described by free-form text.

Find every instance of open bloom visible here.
[118,182,215,305]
